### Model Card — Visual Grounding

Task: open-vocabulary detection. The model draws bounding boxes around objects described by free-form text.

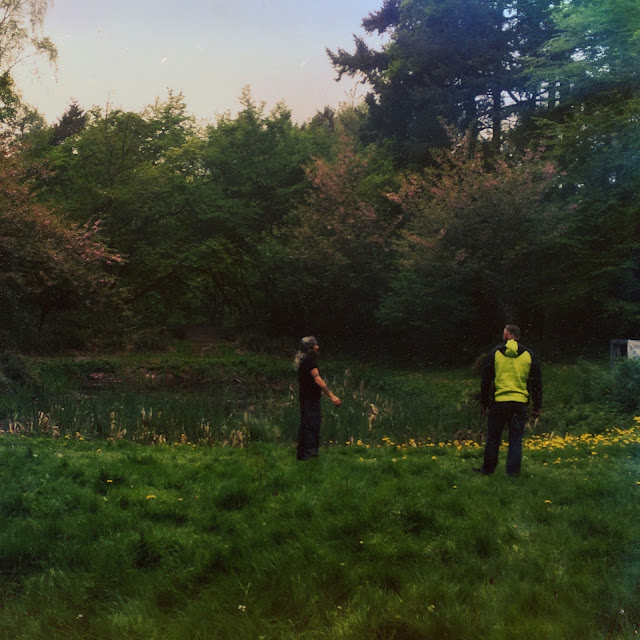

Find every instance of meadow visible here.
[0,349,638,638]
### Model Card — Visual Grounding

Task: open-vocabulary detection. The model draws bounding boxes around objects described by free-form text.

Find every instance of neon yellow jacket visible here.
[481,339,542,409]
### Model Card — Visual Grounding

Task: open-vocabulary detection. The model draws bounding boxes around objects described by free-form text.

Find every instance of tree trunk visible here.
[492,86,502,152]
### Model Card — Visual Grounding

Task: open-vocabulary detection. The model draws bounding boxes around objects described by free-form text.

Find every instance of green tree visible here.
[201,87,309,239]
[32,91,316,338]
[525,0,640,342]
[0,146,122,350]
[328,0,556,164]
[0,0,56,73]
[273,135,398,337]
[196,88,317,330]
[0,0,56,130]
[40,93,198,244]
[379,133,561,356]
[30,94,209,336]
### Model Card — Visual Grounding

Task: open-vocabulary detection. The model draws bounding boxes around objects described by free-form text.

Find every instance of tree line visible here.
[1,0,639,360]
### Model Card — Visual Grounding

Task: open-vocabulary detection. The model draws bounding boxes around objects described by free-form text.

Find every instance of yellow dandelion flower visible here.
[146,495,157,500]
[106,479,113,484]
[544,500,552,504]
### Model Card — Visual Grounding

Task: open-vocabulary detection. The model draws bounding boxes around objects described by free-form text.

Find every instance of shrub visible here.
[572,361,613,404]
[610,357,640,413]
[0,351,38,389]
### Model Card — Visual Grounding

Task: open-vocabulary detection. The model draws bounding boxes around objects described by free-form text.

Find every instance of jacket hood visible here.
[504,339,520,357]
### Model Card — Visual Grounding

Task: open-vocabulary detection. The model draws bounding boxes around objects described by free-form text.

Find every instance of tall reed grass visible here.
[0,355,617,444]
[0,352,493,445]
[1,354,632,450]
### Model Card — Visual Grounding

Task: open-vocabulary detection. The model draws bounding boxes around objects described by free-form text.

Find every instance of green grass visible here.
[0,424,638,639]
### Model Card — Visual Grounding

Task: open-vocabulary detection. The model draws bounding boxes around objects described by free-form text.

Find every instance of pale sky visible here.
[14,0,384,125]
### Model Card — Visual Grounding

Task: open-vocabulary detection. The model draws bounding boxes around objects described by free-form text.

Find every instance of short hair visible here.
[504,324,521,339]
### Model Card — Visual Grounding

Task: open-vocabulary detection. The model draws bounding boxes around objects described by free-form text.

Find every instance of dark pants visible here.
[297,399,321,460]
[482,402,528,476]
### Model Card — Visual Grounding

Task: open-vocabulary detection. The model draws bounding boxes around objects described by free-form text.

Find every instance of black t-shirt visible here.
[298,355,321,402]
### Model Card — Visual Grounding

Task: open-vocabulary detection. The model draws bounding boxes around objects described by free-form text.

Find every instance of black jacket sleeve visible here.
[480,349,497,407]
[527,352,543,411]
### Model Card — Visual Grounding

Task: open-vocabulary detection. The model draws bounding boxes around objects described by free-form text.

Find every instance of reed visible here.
[1,356,630,452]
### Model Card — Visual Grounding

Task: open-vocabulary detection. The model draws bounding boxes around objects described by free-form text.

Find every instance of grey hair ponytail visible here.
[294,336,318,370]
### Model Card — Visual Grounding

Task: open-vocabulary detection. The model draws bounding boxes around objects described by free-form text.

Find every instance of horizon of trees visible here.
[1,0,639,362]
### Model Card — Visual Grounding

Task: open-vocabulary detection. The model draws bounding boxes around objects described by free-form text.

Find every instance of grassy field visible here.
[0,421,638,639]
[0,350,638,638]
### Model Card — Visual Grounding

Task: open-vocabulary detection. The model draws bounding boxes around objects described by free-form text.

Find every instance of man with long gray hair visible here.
[295,336,341,460]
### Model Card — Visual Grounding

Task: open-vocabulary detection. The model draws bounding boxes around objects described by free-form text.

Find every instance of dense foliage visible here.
[0,0,638,358]
[0,149,122,349]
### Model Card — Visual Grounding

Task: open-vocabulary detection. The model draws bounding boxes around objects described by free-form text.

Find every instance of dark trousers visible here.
[297,399,321,460]
[482,402,528,476]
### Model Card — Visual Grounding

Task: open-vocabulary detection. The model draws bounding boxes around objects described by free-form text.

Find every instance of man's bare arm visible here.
[311,368,341,406]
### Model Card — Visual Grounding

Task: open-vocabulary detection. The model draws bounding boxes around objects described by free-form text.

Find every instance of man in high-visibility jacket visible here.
[477,324,542,477]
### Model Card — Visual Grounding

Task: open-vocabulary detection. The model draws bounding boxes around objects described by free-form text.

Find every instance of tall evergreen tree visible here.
[328,0,556,164]
[51,100,86,145]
